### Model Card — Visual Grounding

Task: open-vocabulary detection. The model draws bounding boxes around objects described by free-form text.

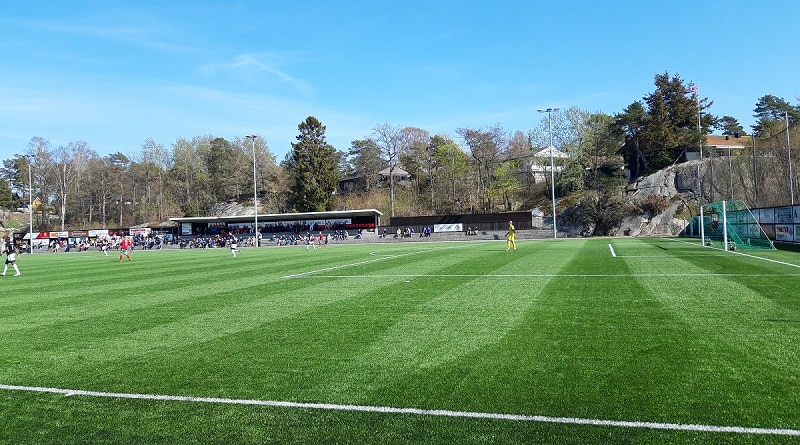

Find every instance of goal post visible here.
[697,200,775,250]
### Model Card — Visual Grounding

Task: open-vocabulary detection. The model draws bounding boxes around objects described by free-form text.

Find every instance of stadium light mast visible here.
[537,108,559,239]
[786,111,795,206]
[245,134,259,246]
[686,83,705,246]
[27,158,33,254]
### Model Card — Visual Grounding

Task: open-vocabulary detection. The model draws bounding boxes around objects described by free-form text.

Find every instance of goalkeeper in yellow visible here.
[506,220,517,251]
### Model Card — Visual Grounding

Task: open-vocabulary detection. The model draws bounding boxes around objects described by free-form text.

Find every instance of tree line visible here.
[1,72,798,233]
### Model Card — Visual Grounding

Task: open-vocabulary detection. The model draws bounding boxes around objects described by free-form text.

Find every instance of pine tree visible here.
[614,72,714,178]
[284,116,341,212]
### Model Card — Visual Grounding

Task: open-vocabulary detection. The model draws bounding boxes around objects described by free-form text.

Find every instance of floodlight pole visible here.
[686,83,705,246]
[786,111,794,206]
[752,135,758,207]
[245,134,259,246]
[28,160,33,254]
[537,108,559,239]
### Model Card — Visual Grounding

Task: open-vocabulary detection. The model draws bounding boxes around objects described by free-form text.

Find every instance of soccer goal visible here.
[697,200,775,250]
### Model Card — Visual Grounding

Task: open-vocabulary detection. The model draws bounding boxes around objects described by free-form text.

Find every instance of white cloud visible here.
[201,54,313,96]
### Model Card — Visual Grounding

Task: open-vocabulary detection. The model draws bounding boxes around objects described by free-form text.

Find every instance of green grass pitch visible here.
[0,238,798,444]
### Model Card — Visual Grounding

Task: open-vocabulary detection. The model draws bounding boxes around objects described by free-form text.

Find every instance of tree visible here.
[457,125,505,212]
[430,135,469,213]
[137,138,175,223]
[205,137,240,203]
[716,115,745,136]
[169,136,214,216]
[491,160,523,211]
[0,178,13,211]
[284,116,341,212]
[751,94,800,137]
[614,101,648,179]
[1,156,32,211]
[344,138,384,193]
[371,123,403,216]
[398,126,431,202]
[613,72,714,178]
[581,112,625,192]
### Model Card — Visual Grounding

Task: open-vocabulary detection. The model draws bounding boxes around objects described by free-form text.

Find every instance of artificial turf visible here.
[0,237,798,444]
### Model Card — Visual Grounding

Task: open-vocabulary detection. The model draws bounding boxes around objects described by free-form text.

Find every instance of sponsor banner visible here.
[796,225,800,243]
[22,232,47,240]
[50,231,69,239]
[70,230,89,238]
[775,206,793,224]
[775,224,794,241]
[130,228,151,236]
[181,223,192,236]
[88,230,110,238]
[434,223,463,232]
[758,208,775,224]
[795,206,800,224]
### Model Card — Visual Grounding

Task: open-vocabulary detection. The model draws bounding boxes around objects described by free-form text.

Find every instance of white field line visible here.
[0,384,797,436]
[608,244,617,257]
[613,255,728,258]
[282,243,486,279]
[291,273,800,279]
[667,238,800,269]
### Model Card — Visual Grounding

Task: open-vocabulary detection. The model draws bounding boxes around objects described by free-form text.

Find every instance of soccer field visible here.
[1,238,798,444]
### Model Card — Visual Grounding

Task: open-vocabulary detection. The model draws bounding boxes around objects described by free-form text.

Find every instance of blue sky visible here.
[2,1,799,162]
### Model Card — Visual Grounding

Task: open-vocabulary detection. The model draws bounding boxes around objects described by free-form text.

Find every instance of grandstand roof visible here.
[169,209,383,225]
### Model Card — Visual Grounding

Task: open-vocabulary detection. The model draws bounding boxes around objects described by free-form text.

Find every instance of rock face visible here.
[209,202,253,216]
[615,161,699,237]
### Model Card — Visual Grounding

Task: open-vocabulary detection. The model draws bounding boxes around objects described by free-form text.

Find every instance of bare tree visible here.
[48,141,91,230]
[457,125,506,212]
[371,123,403,216]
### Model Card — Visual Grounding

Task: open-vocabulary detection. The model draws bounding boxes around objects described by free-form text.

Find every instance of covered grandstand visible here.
[169,209,382,239]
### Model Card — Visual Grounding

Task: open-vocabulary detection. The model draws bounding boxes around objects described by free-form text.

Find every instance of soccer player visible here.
[305,232,316,251]
[119,236,133,261]
[230,235,240,257]
[506,220,517,252]
[2,237,20,276]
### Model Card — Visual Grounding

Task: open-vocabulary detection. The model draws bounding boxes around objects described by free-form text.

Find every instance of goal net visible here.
[697,200,774,250]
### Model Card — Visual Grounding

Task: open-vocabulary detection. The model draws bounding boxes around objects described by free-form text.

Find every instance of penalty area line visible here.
[0,384,798,436]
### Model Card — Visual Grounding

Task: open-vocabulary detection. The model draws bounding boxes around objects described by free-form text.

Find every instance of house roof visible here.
[705,134,752,149]
[377,166,411,177]
[532,147,570,159]
[170,209,383,225]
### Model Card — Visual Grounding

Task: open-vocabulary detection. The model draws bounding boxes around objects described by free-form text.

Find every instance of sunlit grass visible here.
[0,238,798,444]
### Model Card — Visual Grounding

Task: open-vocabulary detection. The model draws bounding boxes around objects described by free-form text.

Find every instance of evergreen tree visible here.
[614,72,714,178]
[716,115,745,136]
[284,116,341,212]
[344,138,384,192]
[752,94,800,137]
[0,178,14,211]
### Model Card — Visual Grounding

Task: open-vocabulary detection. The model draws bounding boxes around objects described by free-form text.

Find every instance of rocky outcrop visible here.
[615,161,700,237]
[209,201,255,216]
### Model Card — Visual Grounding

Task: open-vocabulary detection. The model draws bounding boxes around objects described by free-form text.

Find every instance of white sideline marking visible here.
[608,244,617,257]
[667,238,800,269]
[292,273,800,279]
[731,250,800,269]
[1,384,797,436]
